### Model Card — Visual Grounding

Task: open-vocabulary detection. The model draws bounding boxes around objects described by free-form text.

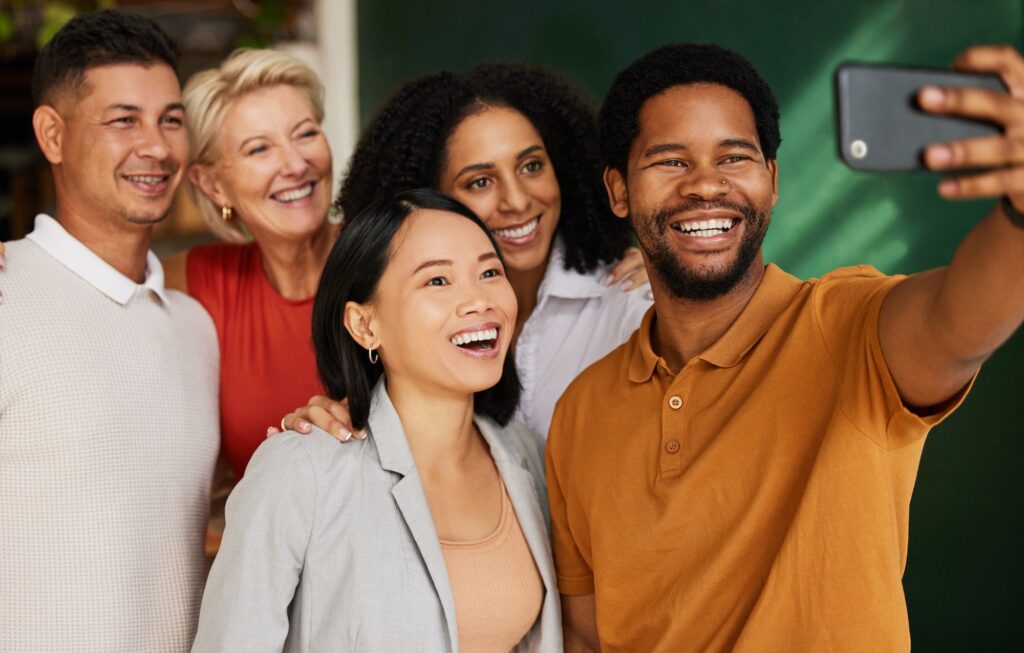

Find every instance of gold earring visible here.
[222,206,232,221]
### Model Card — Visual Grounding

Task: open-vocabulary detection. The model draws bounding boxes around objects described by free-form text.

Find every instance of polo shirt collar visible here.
[629,263,804,381]
[536,238,607,301]
[26,214,169,305]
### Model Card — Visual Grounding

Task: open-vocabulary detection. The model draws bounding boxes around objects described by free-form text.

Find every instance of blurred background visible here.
[2,0,1021,649]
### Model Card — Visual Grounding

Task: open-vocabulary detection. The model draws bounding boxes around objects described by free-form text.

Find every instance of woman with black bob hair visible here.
[284,62,653,440]
[193,189,562,652]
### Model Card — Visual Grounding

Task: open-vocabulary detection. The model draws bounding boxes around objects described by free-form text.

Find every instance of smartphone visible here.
[835,62,1005,172]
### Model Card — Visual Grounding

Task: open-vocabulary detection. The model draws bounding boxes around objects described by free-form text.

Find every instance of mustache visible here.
[650,199,757,232]
[119,162,179,175]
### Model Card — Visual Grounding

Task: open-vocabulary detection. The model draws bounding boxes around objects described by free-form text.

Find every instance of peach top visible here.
[440,482,543,652]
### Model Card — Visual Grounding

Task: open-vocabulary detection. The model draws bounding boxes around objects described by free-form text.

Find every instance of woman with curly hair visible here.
[283,62,652,439]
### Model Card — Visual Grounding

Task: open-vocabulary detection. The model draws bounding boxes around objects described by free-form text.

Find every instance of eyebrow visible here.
[412,251,499,274]
[105,102,184,113]
[642,138,761,158]
[452,144,545,180]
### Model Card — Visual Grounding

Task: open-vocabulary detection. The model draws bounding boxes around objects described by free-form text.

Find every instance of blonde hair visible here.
[183,48,325,242]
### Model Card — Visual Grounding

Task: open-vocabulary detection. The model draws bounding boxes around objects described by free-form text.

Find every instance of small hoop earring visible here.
[368,348,379,364]
[222,206,233,221]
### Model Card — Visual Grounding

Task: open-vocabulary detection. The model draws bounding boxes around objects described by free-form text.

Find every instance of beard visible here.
[631,198,770,302]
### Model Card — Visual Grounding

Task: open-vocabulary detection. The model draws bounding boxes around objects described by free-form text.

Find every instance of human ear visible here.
[604,166,630,219]
[188,163,231,208]
[343,301,379,351]
[32,105,64,165]
[767,159,779,208]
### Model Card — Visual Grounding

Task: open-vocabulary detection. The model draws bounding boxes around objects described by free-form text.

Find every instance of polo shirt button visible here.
[668,395,683,410]
[665,439,681,454]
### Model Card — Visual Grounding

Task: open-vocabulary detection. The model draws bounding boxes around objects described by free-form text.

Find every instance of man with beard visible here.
[0,11,218,651]
[546,43,1024,652]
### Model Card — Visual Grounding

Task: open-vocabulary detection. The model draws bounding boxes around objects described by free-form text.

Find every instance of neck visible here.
[508,255,549,339]
[257,222,339,300]
[53,197,152,283]
[385,374,480,471]
[648,253,766,372]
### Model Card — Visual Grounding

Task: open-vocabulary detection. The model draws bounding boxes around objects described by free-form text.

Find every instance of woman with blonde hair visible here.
[163,48,337,478]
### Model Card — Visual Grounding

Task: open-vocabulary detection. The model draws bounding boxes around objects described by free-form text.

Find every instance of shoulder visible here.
[808,265,903,323]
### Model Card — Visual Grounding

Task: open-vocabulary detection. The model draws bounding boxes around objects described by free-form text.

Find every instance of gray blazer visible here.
[192,381,562,652]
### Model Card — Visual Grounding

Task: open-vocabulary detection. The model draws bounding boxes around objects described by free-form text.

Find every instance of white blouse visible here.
[514,242,652,438]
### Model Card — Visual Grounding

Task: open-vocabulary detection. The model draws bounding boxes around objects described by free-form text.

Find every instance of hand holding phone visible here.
[836,63,1004,172]
[837,45,1024,211]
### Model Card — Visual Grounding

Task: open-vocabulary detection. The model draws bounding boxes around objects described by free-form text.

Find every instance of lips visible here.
[122,173,172,194]
[271,182,315,203]
[670,217,739,238]
[448,324,502,359]
[491,215,540,245]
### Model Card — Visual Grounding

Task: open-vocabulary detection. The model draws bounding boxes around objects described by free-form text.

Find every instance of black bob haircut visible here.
[32,9,179,107]
[337,62,632,275]
[600,43,781,175]
[312,188,522,431]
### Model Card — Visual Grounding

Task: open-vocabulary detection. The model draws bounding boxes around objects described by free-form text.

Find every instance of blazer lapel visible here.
[369,381,460,651]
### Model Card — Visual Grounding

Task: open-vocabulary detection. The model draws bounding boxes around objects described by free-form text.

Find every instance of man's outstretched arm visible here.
[880,45,1024,409]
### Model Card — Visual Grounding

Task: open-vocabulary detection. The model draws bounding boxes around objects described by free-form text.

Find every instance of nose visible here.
[456,283,496,317]
[679,165,728,201]
[497,177,532,215]
[135,121,171,161]
[280,142,310,178]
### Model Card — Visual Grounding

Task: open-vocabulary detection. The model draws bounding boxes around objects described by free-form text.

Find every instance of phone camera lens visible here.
[850,140,868,159]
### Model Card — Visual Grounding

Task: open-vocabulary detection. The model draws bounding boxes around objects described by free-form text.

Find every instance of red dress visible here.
[187,243,323,478]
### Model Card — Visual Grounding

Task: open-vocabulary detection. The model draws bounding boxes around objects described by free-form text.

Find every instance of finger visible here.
[953,45,1024,96]
[266,427,279,438]
[604,247,643,285]
[353,429,368,441]
[924,134,1024,170]
[281,411,312,433]
[0,241,6,270]
[307,405,352,441]
[938,166,1024,200]
[327,402,355,434]
[918,85,1024,125]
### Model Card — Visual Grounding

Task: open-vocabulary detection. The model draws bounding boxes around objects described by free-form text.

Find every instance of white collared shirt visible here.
[25,213,169,305]
[514,241,652,437]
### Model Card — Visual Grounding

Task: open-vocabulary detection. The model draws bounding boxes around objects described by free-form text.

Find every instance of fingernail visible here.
[620,279,634,291]
[338,429,351,442]
[602,273,614,286]
[926,144,953,168]
[266,427,275,437]
[939,179,958,197]
[920,86,945,108]
[354,430,368,441]
[300,421,311,433]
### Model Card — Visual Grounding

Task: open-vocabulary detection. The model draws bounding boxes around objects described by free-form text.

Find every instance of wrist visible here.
[999,196,1024,229]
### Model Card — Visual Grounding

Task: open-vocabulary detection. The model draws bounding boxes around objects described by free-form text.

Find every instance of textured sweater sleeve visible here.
[191,433,316,652]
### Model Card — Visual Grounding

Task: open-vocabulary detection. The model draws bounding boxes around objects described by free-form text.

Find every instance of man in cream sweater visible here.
[0,11,218,651]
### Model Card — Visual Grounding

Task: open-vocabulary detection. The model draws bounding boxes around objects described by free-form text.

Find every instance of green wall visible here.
[359,1,1024,648]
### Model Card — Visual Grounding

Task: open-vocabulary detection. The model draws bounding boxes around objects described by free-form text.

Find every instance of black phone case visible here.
[835,63,1005,172]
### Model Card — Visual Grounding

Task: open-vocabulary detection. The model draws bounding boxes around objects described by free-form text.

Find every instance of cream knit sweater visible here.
[0,238,220,652]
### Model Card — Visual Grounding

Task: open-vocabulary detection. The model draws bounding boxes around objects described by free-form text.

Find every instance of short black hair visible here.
[337,62,632,274]
[312,188,522,430]
[600,43,781,174]
[32,9,179,107]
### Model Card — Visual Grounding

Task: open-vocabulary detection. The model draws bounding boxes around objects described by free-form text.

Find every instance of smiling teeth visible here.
[493,218,539,239]
[450,328,498,346]
[679,218,736,237]
[274,184,313,202]
[125,175,165,184]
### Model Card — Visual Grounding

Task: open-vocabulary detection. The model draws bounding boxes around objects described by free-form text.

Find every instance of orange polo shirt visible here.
[546,264,971,653]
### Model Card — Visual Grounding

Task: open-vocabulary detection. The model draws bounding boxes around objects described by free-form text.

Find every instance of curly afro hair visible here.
[337,62,632,274]
[600,43,781,175]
